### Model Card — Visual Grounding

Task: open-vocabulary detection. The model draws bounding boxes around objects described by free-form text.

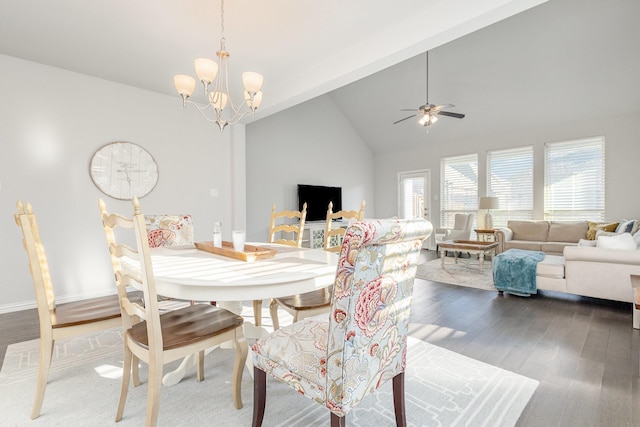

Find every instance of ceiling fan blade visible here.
[392,115,417,125]
[432,104,454,112]
[438,111,465,119]
[400,109,418,112]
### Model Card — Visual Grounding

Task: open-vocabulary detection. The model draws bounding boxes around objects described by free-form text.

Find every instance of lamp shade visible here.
[173,75,196,97]
[194,58,219,84]
[479,196,499,210]
[242,71,263,93]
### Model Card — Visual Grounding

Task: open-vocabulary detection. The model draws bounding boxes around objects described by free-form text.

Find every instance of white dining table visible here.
[121,242,339,385]
[132,243,339,302]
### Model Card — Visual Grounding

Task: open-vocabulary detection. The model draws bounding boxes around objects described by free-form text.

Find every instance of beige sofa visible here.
[495,220,640,328]
[536,247,640,328]
[495,220,587,255]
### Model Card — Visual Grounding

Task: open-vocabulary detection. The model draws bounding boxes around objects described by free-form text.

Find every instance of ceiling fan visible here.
[393,51,465,127]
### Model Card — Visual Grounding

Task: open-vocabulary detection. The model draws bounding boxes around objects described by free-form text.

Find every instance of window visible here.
[440,153,478,228]
[487,146,534,227]
[544,136,605,221]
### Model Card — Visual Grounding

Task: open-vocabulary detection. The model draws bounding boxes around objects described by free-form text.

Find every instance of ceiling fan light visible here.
[430,115,438,124]
[418,115,428,125]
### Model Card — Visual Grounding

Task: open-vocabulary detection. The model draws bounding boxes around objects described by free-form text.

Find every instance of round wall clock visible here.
[89,142,159,200]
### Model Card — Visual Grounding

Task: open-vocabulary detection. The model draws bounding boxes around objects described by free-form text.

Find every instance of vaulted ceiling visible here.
[1,0,638,154]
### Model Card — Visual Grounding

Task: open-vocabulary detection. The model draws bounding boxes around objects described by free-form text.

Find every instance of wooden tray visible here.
[195,241,277,262]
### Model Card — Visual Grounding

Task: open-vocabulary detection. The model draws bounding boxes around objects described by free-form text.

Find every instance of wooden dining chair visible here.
[99,198,248,427]
[252,203,307,326]
[252,218,432,427]
[14,200,143,420]
[268,200,365,330]
[324,200,365,252]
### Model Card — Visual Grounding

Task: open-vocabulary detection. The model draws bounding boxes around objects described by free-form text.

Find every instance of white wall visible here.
[245,95,375,242]
[0,54,240,312]
[374,113,640,228]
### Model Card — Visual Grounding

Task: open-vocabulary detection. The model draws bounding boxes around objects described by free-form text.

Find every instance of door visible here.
[398,170,432,249]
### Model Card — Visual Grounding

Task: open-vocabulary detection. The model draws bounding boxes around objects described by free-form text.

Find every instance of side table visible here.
[474,228,496,242]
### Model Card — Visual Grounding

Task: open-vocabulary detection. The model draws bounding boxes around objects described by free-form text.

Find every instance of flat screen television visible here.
[297,184,342,222]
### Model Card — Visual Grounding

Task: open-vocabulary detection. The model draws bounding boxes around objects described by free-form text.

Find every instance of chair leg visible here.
[252,367,267,427]
[232,331,248,409]
[31,334,54,419]
[196,350,205,382]
[269,299,280,330]
[146,357,163,427]
[132,355,141,387]
[330,412,346,427]
[116,345,133,422]
[253,300,263,326]
[392,372,407,427]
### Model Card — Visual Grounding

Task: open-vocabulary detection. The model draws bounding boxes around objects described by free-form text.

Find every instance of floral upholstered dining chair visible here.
[144,214,193,248]
[251,218,432,427]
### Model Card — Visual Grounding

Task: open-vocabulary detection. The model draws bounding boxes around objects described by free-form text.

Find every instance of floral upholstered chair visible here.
[251,218,432,427]
[144,214,193,248]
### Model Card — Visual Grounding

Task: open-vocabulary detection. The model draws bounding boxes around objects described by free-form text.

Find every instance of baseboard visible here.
[0,289,119,314]
[0,300,37,314]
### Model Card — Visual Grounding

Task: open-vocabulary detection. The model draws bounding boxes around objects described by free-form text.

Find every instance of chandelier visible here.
[173,0,263,132]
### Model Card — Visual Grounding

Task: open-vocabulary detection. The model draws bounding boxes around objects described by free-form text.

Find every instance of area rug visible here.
[416,258,497,291]
[0,328,537,427]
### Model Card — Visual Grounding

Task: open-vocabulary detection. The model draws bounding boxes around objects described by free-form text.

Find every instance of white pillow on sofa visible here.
[578,238,597,247]
[596,232,637,250]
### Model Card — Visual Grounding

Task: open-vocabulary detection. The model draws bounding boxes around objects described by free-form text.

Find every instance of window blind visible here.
[440,153,478,228]
[487,146,534,227]
[544,136,605,221]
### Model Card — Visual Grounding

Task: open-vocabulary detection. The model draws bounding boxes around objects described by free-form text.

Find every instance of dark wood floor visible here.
[2,250,639,426]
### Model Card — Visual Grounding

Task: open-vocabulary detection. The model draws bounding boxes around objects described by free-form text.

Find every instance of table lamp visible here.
[479,196,499,229]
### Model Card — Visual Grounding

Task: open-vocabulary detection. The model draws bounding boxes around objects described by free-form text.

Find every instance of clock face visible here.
[89,142,159,200]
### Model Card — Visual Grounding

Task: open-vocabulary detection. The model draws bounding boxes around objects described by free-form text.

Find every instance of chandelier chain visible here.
[219,0,226,50]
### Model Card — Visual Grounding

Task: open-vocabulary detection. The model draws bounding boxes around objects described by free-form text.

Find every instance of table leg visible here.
[479,252,485,271]
[440,249,446,267]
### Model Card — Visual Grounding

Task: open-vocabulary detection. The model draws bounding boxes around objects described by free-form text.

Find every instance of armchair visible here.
[435,213,474,252]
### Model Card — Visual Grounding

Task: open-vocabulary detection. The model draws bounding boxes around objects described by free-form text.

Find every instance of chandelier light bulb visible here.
[209,91,228,111]
[194,58,219,86]
[244,90,263,110]
[173,75,196,98]
[242,72,264,93]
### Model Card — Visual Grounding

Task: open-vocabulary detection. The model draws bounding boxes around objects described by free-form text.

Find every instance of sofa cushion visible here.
[508,220,549,242]
[505,240,543,252]
[596,232,636,250]
[541,241,576,254]
[586,221,619,240]
[578,238,596,247]
[537,255,565,279]
[548,221,588,243]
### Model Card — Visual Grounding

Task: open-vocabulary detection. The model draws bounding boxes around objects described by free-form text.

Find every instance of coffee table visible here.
[439,239,499,271]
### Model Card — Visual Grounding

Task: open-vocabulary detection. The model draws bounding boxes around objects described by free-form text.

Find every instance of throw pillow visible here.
[586,221,620,240]
[596,232,636,250]
[578,238,597,247]
[615,219,637,233]
[595,230,619,239]
[633,230,640,248]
